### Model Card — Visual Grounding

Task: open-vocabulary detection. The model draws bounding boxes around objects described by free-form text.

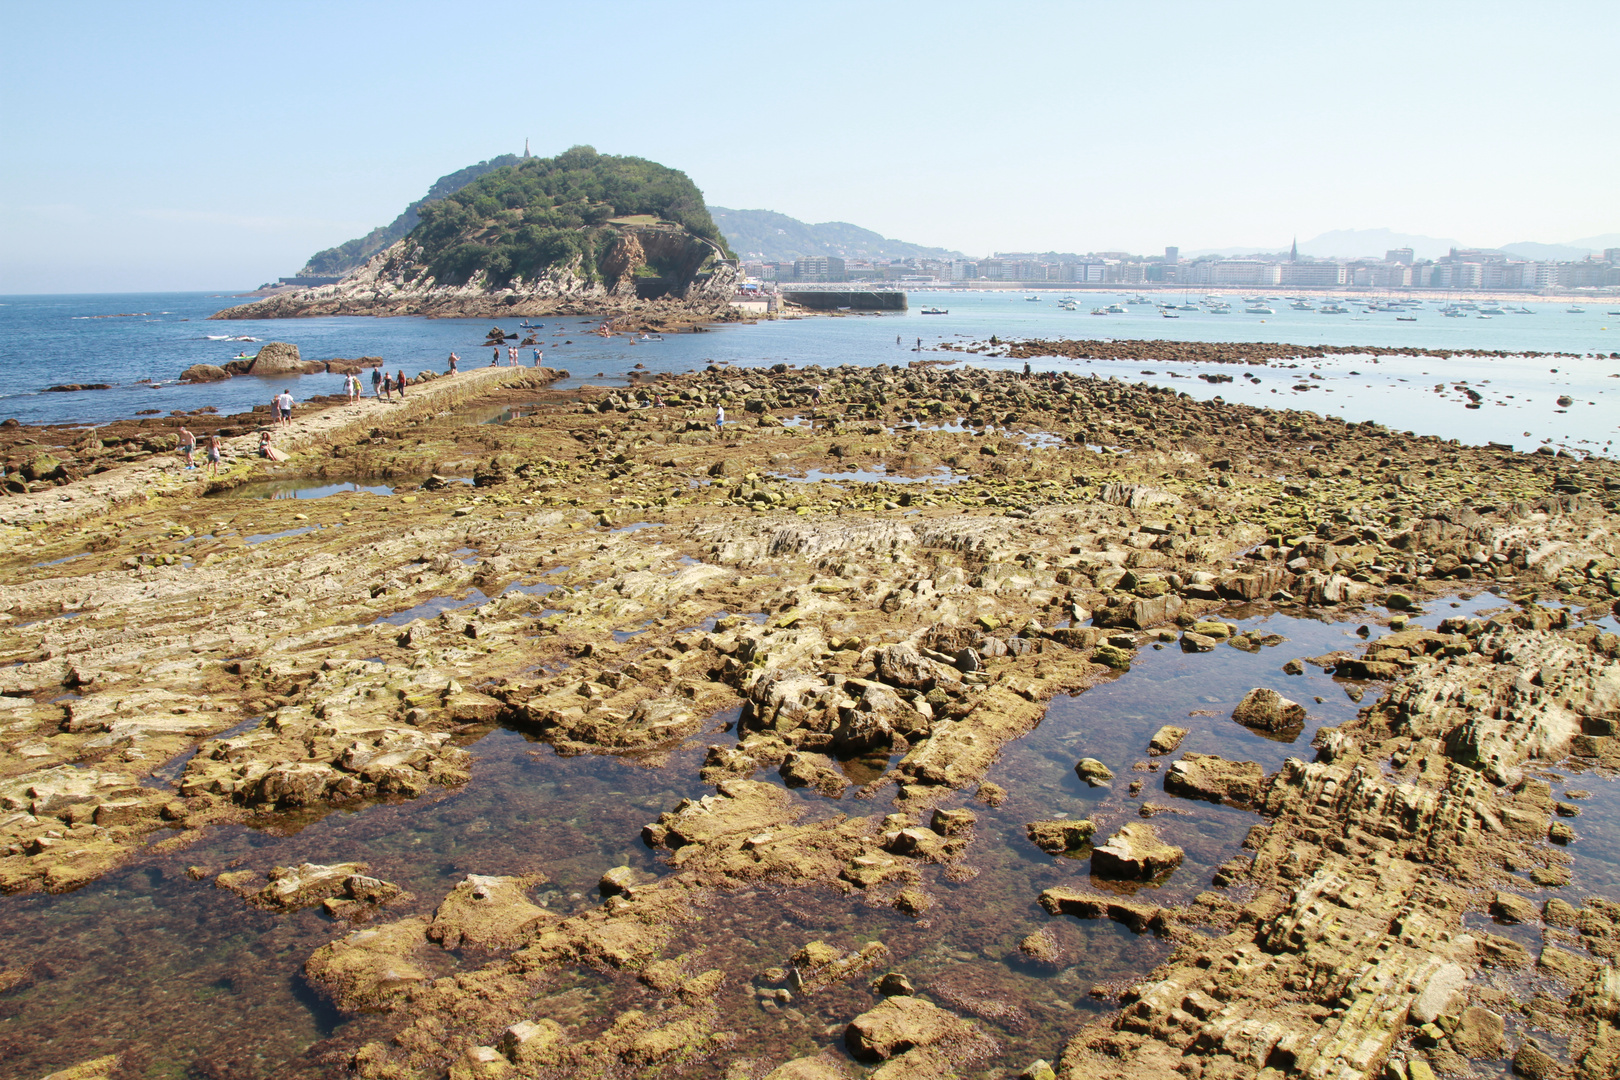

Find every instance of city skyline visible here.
[3,0,1617,292]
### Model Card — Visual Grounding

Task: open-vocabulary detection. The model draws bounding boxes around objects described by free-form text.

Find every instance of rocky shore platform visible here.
[3,359,1617,1079]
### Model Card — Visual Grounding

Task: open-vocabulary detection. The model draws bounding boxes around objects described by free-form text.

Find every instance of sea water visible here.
[0,290,1616,455]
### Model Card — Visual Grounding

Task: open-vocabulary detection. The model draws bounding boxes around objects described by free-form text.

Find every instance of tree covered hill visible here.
[300,146,732,287]
[710,207,963,263]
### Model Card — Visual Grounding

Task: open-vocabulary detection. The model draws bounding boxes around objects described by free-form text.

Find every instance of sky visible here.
[2,0,1616,293]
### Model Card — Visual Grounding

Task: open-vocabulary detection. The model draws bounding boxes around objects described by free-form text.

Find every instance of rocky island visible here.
[1,359,1617,1080]
[213,146,742,323]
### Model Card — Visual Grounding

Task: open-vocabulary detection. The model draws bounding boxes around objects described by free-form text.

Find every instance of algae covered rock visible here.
[1231,687,1307,732]
[304,915,432,1013]
[428,873,551,949]
[1090,822,1184,881]
[1026,818,1096,854]
[1075,757,1114,786]
[1147,725,1188,755]
[1163,752,1264,807]
[844,994,980,1061]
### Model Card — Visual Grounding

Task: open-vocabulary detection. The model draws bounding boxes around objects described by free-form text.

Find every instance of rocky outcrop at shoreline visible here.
[210,225,743,321]
[3,359,1617,1079]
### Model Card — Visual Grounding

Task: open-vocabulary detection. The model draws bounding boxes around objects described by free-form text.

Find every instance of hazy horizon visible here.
[3,0,1616,293]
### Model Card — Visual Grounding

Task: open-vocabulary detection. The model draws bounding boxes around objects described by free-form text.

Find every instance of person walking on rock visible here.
[276,388,294,428]
[397,370,407,398]
[714,404,725,434]
[178,426,196,468]
[206,434,222,478]
[371,366,383,398]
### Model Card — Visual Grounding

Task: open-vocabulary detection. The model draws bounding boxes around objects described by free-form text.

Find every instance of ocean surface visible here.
[1,290,1616,456]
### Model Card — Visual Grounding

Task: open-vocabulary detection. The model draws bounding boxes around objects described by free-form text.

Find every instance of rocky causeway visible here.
[1,353,1617,1080]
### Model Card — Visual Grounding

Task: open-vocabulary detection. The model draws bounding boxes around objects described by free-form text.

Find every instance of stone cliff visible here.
[213,223,739,321]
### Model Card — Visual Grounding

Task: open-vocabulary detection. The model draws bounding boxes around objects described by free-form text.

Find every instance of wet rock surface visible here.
[0,357,1617,1079]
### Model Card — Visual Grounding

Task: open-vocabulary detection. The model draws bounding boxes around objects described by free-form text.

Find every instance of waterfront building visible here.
[791,256,846,282]
[1279,262,1347,286]
[1385,248,1414,265]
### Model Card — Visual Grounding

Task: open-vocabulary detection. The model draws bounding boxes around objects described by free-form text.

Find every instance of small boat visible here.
[1177,303,1198,311]
[1025,295,1041,302]
[1245,306,1274,314]
[920,307,949,315]
[1477,314,1492,319]
[1319,304,1350,314]
[1161,311,1180,318]
[1091,308,1109,315]
[1105,303,1127,314]
[1396,315,1417,322]
[1126,296,1152,305]
[1608,310,1620,316]
[1567,306,1586,313]
[1290,301,1314,310]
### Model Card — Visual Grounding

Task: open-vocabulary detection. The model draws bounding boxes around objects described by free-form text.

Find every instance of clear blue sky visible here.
[2,0,1615,292]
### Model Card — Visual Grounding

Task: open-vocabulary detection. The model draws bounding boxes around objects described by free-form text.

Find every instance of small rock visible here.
[872,971,914,996]
[1146,725,1187,755]
[1075,757,1114,786]
[1231,687,1306,732]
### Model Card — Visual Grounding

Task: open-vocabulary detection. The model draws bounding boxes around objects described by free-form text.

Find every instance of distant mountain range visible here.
[710,207,965,264]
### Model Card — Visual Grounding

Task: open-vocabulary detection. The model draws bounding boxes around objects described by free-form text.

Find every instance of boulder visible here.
[248,341,307,376]
[844,995,976,1061]
[1164,753,1264,807]
[1147,725,1188,755]
[217,861,374,911]
[180,363,230,383]
[1490,891,1538,924]
[1231,687,1306,732]
[1075,758,1114,786]
[428,873,550,950]
[1090,823,1183,880]
[1449,1006,1504,1058]
[253,761,338,806]
[874,644,958,692]
[1095,593,1183,630]
[1026,818,1096,854]
[304,915,431,1013]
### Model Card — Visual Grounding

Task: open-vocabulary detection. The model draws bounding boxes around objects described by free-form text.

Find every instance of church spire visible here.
[1290,237,1298,262]
[523,138,530,159]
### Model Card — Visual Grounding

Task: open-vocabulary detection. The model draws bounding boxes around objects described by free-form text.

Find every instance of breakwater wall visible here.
[782,291,907,311]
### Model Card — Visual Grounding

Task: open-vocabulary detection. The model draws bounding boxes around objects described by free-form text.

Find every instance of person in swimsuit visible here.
[449,352,459,374]
[178,426,196,468]
[206,434,222,477]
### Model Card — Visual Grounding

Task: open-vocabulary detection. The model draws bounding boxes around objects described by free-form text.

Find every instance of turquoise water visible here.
[1,290,1617,455]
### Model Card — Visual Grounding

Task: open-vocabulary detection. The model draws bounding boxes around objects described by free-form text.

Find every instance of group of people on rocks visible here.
[175,343,526,478]
[491,345,544,367]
